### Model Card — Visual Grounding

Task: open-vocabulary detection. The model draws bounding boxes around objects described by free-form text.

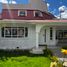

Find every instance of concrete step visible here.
[30,48,44,54]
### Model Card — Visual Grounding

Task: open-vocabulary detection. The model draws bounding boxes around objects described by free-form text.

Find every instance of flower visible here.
[50,62,57,67]
[61,49,67,55]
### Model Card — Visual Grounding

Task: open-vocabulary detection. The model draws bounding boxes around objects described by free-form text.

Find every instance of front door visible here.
[39,28,47,45]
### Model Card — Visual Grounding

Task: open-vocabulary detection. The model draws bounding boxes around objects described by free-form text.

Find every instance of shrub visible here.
[43,49,53,56]
[50,56,59,62]
[50,56,63,67]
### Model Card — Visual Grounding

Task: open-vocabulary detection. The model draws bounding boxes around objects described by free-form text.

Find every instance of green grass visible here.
[0,50,51,67]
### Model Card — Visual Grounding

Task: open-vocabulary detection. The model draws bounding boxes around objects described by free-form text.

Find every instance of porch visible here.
[32,22,67,54]
[35,24,67,49]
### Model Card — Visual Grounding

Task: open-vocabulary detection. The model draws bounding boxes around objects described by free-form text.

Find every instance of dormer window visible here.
[18,10,27,16]
[34,11,43,17]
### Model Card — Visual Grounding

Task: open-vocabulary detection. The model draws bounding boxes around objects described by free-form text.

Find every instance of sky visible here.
[0,0,67,18]
[47,0,67,15]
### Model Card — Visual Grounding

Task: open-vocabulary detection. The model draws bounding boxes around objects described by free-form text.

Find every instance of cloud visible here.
[9,1,16,4]
[57,6,67,19]
[47,3,50,7]
[0,0,16,4]
[61,10,67,19]
[59,5,66,12]
[0,0,8,3]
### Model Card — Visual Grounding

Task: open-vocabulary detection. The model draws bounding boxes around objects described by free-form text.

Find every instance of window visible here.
[50,27,53,40]
[34,11,43,17]
[44,29,46,42]
[1,27,28,38]
[17,27,24,37]
[18,10,27,16]
[56,30,67,40]
[5,27,11,37]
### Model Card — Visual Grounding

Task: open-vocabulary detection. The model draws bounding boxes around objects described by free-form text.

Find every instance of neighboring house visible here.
[0,0,67,49]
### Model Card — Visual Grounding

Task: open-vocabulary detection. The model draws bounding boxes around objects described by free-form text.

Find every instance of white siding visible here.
[0,24,36,49]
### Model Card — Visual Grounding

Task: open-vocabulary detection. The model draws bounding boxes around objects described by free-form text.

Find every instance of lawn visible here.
[0,50,51,67]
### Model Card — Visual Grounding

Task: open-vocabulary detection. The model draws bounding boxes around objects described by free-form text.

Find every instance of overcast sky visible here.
[0,0,67,18]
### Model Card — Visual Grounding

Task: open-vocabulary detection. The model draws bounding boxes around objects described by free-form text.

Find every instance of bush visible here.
[43,49,53,56]
[50,56,59,62]
[50,56,63,67]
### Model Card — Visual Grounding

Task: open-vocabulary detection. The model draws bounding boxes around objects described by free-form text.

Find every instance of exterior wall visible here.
[2,9,55,20]
[0,23,36,49]
[39,26,57,46]
[0,22,66,49]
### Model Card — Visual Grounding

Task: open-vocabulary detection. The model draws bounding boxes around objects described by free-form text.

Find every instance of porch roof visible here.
[0,19,67,24]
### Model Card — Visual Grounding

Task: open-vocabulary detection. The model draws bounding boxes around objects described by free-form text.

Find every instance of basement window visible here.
[34,11,43,17]
[1,27,28,38]
[18,10,27,16]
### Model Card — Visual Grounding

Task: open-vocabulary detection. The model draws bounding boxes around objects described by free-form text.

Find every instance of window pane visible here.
[1,27,4,37]
[5,27,11,37]
[19,11,25,16]
[17,27,24,37]
[35,12,39,17]
[50,27,53,40]
[12,28,17,37]
[35,11,43,17]
[25,27,28,37]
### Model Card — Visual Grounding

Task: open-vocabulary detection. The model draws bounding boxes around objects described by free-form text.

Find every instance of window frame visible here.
[18,10,27,16]
[1,27,28,38]
[34,11,43,17]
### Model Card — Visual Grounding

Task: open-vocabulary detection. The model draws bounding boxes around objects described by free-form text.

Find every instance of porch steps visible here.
[30,48,44,54]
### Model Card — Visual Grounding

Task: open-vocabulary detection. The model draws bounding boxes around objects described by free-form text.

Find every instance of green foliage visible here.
[57,62,63,67]
[50,56,63,67]
[0,49,51,67]
[50,56,59,62]
[43,49,53,57]
[0,56,51,67]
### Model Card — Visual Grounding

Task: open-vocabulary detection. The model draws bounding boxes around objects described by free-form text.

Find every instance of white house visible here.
[0,0,67,50]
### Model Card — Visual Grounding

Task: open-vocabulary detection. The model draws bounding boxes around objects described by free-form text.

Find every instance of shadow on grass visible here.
[0,49,47,61]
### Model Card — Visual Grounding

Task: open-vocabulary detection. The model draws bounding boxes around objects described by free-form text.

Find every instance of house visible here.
[0,0,67,50]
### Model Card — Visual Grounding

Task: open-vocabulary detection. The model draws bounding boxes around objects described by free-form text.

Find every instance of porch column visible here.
[36,32,39,48]
[36,24,45,48]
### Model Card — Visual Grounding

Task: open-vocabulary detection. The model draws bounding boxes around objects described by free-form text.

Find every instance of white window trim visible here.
[33,11,36,17]
[34,11,43,17]
[18,10,27,16]
[2,27,28,38]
